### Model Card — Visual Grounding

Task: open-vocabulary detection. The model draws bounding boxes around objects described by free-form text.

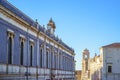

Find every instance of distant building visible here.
[89,54,102,80]
[81,43,120,80]
[81,49,91,80]
[0,0,75,80]
[75,70,82,80]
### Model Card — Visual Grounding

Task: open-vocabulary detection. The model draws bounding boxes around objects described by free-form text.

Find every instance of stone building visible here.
[81,43,120,80]
[89,54,102,80]
[101,43,120,80]
[75,70,82,80]
[0,0,75,80]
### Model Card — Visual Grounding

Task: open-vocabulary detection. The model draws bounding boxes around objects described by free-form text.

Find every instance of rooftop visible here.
[0,0,74,52]
[102,43,120,48]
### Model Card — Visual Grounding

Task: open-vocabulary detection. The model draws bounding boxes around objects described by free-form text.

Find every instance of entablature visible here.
[0,1,75,56]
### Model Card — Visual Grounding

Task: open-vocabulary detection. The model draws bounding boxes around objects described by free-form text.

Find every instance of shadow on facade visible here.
[91,67,102,80]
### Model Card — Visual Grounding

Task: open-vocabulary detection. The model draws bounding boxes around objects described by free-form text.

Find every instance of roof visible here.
[102,43,120,48]
[0,0,37,27]
[0,0,74,53]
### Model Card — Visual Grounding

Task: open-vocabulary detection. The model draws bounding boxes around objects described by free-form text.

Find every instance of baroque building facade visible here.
[81,43,120,80]
[0,0,75,80]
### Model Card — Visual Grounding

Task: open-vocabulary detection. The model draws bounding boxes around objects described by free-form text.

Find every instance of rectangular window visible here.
[20,41,24,65]
[8,36,13,64]
[108,65,112,73]
[30,45,33,66]
[54,54,57,69]
[51,51,53,69]
[51,48,54,69]
[30,43,34,66]
[46,51,49,68]
[107,63,112,73]
[59,53,61,69]
[40,48,43,68]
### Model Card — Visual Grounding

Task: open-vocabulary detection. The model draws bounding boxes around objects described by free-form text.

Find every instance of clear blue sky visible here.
[7,0,120,70]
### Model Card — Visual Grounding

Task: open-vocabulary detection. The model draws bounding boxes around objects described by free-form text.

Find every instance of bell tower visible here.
[82,48,90,60]
[47,18,56,35]
[81,48,90,80]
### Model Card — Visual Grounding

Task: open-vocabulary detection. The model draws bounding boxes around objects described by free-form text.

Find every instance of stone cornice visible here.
[0,2,75,56]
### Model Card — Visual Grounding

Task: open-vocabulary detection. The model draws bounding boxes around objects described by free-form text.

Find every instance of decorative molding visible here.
[7,29,14,34]
[29,38,34,44]
[20,34,26,39]
[0,4,75,56]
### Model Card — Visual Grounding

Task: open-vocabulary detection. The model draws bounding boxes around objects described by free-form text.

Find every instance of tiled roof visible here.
[102,43,120,48]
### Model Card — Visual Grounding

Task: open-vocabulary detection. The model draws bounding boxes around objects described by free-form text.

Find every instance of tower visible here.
[81,48,90,80]
[47,18,56,35]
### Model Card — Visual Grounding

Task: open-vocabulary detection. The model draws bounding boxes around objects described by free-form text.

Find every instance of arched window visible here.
[7,29,14,64]
[20,34,25,65]
[8,37,12,64]
[85,55,88,59]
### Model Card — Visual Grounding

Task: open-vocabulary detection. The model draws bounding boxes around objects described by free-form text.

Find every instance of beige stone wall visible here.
[75,70,82,80]
[89,56,102,80]
[81,49,102,80]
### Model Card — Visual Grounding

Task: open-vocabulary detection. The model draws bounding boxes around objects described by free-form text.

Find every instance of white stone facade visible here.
[101,43,120,80]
